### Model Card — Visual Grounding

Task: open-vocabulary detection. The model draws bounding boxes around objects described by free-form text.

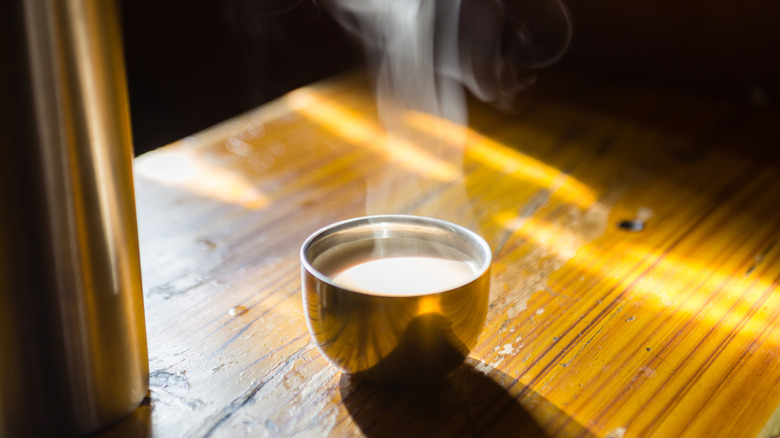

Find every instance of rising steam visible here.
[322,0,572,227]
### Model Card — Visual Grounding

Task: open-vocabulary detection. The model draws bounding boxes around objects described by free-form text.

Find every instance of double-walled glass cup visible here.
[301,215,491,383]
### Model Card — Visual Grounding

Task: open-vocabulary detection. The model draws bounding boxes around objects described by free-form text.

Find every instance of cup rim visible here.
[300,214,492,297]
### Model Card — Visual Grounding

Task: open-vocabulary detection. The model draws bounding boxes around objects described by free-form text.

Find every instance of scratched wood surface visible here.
[120,69,780,437]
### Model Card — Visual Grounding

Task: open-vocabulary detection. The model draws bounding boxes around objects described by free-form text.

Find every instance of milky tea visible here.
[313,237,480,296]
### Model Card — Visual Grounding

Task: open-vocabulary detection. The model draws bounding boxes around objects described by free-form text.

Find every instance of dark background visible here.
[121,0,361,155]
[121,0,780,156]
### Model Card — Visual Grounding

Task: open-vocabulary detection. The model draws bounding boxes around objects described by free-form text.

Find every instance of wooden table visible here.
[119,69,780,437]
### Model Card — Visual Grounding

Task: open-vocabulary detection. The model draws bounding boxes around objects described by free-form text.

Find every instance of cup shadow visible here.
[339,358,594,437]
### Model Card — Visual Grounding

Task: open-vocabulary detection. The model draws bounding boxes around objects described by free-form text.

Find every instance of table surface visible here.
[117,69,780,437]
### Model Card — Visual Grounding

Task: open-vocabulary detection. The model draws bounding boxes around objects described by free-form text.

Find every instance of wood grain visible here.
[126,69,780,437]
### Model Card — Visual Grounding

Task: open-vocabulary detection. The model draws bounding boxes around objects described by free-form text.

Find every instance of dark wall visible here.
[121,0,361,155]
[122,0,779,155]
[559,0,780,102]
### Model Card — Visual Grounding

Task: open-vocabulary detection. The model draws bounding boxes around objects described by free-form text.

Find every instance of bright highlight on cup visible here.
[301,215,491,383]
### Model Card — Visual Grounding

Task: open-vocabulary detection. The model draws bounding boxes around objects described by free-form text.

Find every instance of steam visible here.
[458,0,572,107]
[323,0,571,228]
[328,0,467,126]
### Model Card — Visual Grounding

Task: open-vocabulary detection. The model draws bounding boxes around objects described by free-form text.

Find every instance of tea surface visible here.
[331,256,477,296]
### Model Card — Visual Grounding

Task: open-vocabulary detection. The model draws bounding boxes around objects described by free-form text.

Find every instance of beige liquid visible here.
[330,256,478,296]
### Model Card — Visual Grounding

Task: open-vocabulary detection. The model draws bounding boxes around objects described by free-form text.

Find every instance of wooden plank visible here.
[129,69,780,437]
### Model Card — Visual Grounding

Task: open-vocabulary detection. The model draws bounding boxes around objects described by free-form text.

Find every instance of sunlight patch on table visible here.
[135,142,269,210]
[287,89,459,181]
[404,111,596,207]
[493,212,777,342]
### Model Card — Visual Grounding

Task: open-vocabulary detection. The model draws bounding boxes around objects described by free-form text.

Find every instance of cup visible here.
[301,215,491,383]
